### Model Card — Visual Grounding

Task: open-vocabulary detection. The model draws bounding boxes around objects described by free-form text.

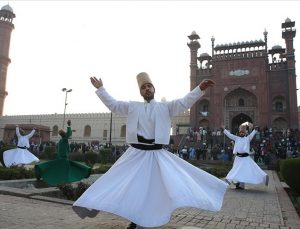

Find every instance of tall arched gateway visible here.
[231,113,252,134]
[224,88,257,132]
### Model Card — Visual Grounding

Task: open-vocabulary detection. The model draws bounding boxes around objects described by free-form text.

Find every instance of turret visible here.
[211,36,215,57]
[187,31,200,91]
[282,18,298,128]
[187,31,201,128]
[263,29,268,53]
[282,18,296,69]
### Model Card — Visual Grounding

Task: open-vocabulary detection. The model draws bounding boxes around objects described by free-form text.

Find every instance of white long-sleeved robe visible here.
[95,85,205,144]
[224,129,268,185]
[73,86,228,227]
[3,127,39,167]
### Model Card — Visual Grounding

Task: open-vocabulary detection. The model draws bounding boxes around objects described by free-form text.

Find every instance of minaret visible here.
[211,36,215,57]
[263,28,268,52]
[187,31,200,128]
[0,4,15,116]
[282,18,298,128]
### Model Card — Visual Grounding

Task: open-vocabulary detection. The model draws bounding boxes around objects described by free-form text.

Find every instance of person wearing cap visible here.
[3,125,39,167]
[222,123,269,190]
[73,72,228,229]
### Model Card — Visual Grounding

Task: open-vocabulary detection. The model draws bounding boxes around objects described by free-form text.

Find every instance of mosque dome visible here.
[272,45,282,50]
[1,4,13,13]
[200,53,210,57]
[188,31,200,40]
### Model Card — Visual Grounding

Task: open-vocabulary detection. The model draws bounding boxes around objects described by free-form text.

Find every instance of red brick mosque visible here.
[188,18,298,133]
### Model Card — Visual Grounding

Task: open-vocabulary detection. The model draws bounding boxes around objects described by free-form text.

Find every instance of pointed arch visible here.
[224,87,257,129]
[272,95,286,112]
[231,113,252,134]
[52,125,58,136]
[238,98,245,106]
[198,99,210,116]
[199,119,209,128]
[84,125,91,137]
[272,117,287,131]
[225,87,257,107]
[120,125,126,137]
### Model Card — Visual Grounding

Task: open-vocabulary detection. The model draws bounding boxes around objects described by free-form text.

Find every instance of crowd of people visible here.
[178,126,300,164]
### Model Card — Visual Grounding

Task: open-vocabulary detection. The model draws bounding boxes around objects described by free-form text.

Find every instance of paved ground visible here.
[0,170,299,229]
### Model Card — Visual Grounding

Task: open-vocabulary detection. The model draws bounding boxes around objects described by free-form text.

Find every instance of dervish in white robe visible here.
[73,73,228,228]
[3,126,39,167]
[223,128,269,189]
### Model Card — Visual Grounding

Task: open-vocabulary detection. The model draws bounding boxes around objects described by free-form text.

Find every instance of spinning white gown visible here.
[73,147,228,227]
[3,127,39,167]
[73,80,228,227]
[226,156,268,185]
[224,129,268,185]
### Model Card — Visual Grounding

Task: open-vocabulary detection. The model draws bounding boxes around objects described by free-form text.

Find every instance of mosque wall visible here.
[0,112,190,145]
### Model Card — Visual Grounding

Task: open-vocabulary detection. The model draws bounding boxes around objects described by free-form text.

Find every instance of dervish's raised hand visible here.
[199,79,215,91]
[90,76,103,89]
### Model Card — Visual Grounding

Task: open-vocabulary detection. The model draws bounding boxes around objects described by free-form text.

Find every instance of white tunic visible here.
[224,129,268,185]
[73,86,228,227]
[3,127,39,167]
[137,100,155,139]
[95,86,205,144]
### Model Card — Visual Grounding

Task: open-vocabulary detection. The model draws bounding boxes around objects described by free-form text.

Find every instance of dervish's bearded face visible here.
[140,83,155,102]
[239,130,246,137]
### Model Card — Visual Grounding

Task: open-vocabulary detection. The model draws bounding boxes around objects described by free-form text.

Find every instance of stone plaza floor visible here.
[0,170,300,229]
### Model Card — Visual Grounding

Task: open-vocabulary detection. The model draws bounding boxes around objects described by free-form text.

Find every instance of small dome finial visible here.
[1,4,14,13]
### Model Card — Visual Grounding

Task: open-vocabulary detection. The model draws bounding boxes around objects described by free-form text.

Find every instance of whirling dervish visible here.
[222,122,269,190]
[72,73,228,229]
[3,125,39,167]
[34,120,91,186]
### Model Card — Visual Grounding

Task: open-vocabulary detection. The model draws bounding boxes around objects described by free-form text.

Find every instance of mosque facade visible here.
[0,112,190,145]
[188,18,298,133]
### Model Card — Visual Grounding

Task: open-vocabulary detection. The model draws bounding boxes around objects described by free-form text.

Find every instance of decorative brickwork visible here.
[188,18,298,133]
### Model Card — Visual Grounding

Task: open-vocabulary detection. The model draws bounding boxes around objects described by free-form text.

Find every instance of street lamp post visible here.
[109,112,112,145]
[62,88,72,129]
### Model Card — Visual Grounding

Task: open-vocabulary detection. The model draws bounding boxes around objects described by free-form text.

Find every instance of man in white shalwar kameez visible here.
[73,72,228,229]
[223,124,269,190]
[3,125,39,167]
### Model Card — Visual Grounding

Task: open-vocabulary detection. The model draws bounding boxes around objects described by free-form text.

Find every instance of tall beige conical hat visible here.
[136,72,153,89]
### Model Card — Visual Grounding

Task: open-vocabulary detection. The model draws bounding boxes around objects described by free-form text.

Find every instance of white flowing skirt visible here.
[73,147,228,227]
[226,155,268,185]
[3,148,39,167]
